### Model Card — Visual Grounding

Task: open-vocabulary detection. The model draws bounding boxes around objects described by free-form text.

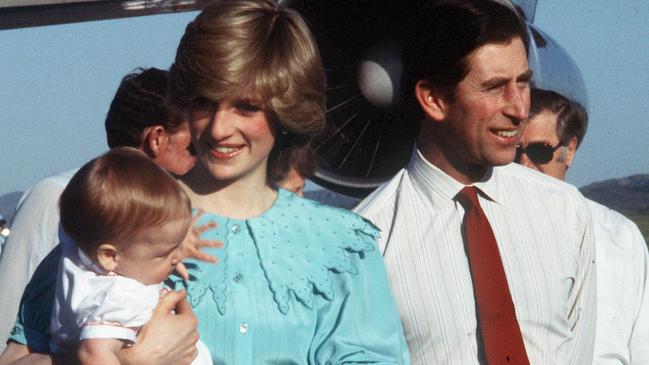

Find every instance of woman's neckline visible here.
[177,165,281,220]
[196,188,288,221]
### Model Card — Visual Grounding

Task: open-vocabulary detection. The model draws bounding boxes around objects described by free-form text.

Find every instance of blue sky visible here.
[0,0,647,197]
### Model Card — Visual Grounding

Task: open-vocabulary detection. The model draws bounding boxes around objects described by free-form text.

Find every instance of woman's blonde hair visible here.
[168,0,326,182]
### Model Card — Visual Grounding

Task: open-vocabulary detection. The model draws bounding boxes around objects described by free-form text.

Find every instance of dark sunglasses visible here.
[514,142,562,164]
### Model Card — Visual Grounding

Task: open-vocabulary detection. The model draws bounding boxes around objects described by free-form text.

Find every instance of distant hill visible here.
[580,174,649,215]
[580,174,649,243]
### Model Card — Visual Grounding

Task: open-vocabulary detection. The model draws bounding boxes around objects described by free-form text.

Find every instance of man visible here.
[0,67,196,351]
[355,0,596,364]
[517,88,649,364]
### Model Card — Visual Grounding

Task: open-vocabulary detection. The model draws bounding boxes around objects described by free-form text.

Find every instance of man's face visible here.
[430,37,532,183]
[517,110,572,180]
[156,122,197,176]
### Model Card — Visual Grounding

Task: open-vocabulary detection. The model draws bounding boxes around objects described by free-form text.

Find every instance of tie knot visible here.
[455,186,480,209]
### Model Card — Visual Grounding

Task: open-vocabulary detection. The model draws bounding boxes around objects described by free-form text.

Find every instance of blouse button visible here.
[231,224,241,234]
[239,322,249,334]
[233,273,242,283]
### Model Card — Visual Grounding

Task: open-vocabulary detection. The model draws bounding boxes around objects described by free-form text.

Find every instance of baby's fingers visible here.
[194,221,218,235]
[195,239,224,249]
[192,251,219,264]
[175,262,190,281]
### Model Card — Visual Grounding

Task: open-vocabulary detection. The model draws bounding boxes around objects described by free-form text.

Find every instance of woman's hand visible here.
[117,290,199,365]
[175,210,223,280]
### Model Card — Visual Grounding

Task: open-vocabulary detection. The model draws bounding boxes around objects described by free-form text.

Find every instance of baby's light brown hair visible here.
[59,147,191,257]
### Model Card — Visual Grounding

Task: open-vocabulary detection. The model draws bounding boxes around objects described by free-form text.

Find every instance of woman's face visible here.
[188,95,276,184]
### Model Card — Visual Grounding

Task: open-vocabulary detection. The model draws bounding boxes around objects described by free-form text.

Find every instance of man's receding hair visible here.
[529,88,588,148]
[105,68,182,148]
[59,147,191,256]
[403,0,528,105]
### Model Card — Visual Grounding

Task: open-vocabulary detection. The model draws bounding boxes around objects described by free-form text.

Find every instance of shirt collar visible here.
[75,243,111,275]
[407,147,505,205]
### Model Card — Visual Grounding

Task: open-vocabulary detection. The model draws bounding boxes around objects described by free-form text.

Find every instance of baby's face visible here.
[114,215,191,285]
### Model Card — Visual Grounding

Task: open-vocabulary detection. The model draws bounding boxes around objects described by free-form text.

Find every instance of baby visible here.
[49,147,214,365]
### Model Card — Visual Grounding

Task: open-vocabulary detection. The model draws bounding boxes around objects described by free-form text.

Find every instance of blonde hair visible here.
[169,0,325,136]
[59,147,191,256]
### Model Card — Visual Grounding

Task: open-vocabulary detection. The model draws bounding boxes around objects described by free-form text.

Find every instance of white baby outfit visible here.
[49,236,212,364]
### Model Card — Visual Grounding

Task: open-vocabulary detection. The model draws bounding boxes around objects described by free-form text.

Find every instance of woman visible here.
[0,0,409,364]
[165,0,409,363]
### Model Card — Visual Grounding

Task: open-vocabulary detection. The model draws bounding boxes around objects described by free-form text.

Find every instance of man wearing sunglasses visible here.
[517,88,649,364]
[515,88,585,178]
[355,0,596,364]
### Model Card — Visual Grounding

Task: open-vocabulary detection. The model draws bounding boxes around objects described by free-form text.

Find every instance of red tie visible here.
[456,186,530,365]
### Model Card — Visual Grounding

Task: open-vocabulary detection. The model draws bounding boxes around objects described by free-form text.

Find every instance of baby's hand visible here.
[175,210,223,280]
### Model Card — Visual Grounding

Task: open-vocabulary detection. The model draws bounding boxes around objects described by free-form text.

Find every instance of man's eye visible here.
[485,83,505,92]
[517,80,531,88]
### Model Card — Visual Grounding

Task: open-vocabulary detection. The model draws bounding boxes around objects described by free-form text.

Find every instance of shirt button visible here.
[231,224,241,234]
[233,273,242,283]
[239,322,249,334]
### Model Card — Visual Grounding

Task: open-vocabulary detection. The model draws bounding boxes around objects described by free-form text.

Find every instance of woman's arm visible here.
[0,342,76,365]
[0,342,31,365]
[3,291,199,365]
[312,247,411,364]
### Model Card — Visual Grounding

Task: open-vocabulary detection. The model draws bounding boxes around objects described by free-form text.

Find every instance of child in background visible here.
[49,147,214,365]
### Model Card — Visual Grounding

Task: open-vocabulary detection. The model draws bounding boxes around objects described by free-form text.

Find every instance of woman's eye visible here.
[235,102,261,113]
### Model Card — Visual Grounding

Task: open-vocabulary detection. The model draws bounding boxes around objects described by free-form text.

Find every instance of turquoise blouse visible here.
[9,189,409,364]
[168,189,410,364]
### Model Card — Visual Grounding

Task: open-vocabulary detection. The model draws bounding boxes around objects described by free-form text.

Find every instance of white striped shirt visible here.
[355,149,596,365]
[588,199,649,364]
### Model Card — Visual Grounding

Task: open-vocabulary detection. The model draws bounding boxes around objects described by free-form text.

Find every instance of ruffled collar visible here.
[169,189,380,315]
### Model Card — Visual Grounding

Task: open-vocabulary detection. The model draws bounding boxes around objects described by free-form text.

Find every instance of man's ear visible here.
[96,243,119,272]
[141,125,168,159]
[565,136,578,168]
[415,79,448,122]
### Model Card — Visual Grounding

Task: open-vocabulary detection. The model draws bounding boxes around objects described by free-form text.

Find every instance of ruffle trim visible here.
[167,190,380,315]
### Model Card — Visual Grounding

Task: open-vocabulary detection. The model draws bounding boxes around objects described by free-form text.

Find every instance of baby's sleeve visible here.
[77,278,161,343]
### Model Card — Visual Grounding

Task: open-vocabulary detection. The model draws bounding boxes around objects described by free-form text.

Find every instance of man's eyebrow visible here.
[481,77,509,89]
[482,69,534,89]
[518,69,533,81]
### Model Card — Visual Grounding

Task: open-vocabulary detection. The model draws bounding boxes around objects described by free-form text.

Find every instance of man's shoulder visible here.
[354,168,408,218]
[17,168,78,209]
[586,199,644,241]
[30,168,77,189]
[498,163,583,198]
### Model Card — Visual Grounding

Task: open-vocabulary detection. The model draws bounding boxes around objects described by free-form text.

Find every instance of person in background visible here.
[517,88,649,364]
[0,67,198,355]
[355,0,596,363]
[274,144,317,196]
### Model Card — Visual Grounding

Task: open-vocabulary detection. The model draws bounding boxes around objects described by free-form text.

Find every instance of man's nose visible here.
[504,86,529,122]
[517,152,536,169]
